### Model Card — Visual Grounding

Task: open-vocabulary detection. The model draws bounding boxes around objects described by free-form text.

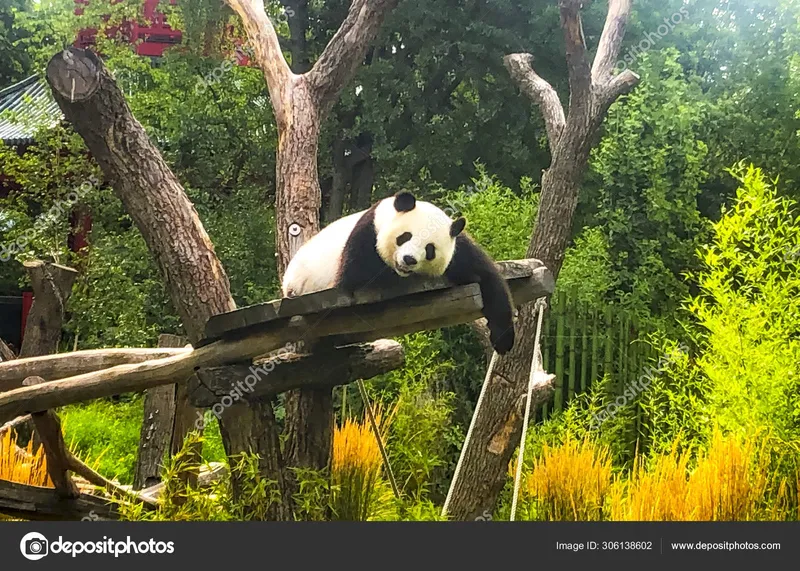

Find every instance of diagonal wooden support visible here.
[23,376,79,498]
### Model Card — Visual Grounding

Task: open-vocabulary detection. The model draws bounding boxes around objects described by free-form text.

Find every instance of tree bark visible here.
[225,0,400,489]
[134,334,186,490]
[444,0,639,520]
[19,261,77,359]
[15,261,77,447]
[46,48,287,515]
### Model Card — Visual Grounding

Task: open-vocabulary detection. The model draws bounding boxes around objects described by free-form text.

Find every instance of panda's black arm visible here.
[445,235,516,354]
[336,204,396,293]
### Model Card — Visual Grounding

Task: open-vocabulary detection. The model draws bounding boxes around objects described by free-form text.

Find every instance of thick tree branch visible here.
[504,53,566,146]
[597,68,640,108]
[224,0,294,124]
[559,0,592,107]
[307,0,399,113]
[591,0,633,83]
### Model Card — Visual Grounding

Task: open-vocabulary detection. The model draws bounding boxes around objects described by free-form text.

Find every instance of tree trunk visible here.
[443,0,639,520]
[15,261,77,447]
[19,261,77,359]
[46,48,288,516]
[225,0,400,499]
[325,137,348,222]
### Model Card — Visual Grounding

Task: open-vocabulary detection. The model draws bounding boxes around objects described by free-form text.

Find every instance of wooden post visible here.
[19,261,78,359]
[133,334,187,490]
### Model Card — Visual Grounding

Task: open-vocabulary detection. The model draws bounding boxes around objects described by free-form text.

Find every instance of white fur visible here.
[282,197,458,297]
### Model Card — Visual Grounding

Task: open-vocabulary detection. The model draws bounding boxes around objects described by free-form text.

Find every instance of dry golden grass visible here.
[331,405,395,521]
[611,432,791,521]
[0,429,53,488]
[524,438,612,521]
[523,432,796,521]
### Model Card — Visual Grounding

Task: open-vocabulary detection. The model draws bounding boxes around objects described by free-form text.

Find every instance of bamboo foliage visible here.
[539,290,652,419]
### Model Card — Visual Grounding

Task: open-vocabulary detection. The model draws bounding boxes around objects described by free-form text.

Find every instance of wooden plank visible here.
[0,479,117,521]
[0,260,554,422]
[0,347,192,393]
[190,340,404,407]
[202,259,545,343]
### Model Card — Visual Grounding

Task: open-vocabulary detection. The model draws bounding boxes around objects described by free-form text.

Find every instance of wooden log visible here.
[0,478,117,521]
[134,335,185,490]
[190,340,404,407]
[0,261,554,422]
[0,338,15,362]
[23,376,79,498]
[19,261,78,359]
[0,414,31,434]
[139,462,228,502]
[0,347,192,393]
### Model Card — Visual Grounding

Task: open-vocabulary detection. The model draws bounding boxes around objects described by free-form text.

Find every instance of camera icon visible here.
[20,532,49,561]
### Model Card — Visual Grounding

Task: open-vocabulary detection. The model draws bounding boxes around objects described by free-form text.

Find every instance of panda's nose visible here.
[403,255,417,266]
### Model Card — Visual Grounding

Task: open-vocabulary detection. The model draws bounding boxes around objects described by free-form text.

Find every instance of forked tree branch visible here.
[598,68,640,108]
[224,0,294,123]
[503,53,566,146]
[307,0,399,113]
[559,0,592,107]
[592,0,633,84]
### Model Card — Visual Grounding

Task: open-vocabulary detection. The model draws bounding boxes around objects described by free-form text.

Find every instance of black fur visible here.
[394,192,416,212]
[444,235,515,354]
[336,202,399,293]
[336,200,515,354]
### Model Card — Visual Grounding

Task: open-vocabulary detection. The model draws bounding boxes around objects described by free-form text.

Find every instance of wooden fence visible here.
[537,288,658,420]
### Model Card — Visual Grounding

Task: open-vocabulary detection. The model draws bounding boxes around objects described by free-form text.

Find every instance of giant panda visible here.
[282,191,516,354]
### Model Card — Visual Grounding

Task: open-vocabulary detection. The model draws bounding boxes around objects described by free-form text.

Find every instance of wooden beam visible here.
[0,347,192,393]
[190,339,404,407]
[0,479,117,521]
[0,260,553,423]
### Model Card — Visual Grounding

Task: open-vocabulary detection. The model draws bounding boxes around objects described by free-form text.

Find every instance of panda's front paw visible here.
[490,326,515,355]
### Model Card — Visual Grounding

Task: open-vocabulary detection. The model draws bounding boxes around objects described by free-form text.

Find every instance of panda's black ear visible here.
[394,192,416,212]
[450,217,466,237]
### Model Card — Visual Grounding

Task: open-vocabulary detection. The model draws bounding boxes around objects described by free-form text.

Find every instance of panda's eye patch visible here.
[425,243,436,261]
[396,232,412,246]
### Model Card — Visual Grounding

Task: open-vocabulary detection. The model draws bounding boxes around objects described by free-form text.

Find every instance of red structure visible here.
[74,0,182,57]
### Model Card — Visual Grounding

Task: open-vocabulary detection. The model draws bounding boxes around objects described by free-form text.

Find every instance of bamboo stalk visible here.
[567,287,577,402]
[580,301,589,393]
[554,291,565,412]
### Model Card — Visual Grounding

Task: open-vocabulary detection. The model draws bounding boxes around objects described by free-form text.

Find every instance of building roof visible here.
[0,75,63,146]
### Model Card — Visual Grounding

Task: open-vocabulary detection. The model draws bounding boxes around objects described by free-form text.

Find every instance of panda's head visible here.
[374,191,466,278]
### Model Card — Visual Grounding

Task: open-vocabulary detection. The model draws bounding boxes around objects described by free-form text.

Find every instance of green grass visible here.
[61,397,144,485]
[61,396,228,486]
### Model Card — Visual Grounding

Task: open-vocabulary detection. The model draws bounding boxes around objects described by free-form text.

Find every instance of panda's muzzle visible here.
[394,254,417,277]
